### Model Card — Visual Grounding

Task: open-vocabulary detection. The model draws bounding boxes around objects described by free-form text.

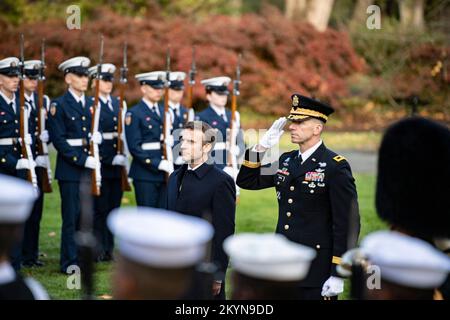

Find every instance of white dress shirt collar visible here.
[68,88,86,106]
[299,139,323,164]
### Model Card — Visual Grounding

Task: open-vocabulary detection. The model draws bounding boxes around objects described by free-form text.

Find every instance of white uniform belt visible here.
[141,142,161,150]
[102,132,118,140]
[67,138,87,147]
[0,138,18,146]
[214,142,226,151]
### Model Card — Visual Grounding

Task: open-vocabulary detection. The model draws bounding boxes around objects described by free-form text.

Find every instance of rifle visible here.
[18,34,38,192]
[76,172,97,300]
[162,46,174,182]
[117,42,132,192]
[37,38,52,193]
[90,35,103,196]
[227,53,242,198]
[186,46,196,122]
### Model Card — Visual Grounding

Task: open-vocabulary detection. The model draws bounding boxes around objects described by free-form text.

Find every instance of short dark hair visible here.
[183,121,216,145]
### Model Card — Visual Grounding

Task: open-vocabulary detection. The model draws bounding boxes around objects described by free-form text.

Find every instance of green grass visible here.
[21,151,385,300]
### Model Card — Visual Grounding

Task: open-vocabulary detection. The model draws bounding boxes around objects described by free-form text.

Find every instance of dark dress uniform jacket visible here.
[125,100,165,182]
[166,163,236,280]
[95,96,122,179]
[196,106,245,169]
[48,91,94,181]
[237,143,360,287]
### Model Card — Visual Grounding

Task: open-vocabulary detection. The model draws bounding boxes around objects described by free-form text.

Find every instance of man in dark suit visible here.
[166,121,236,299]
[47,56,102,273]
[237,94,360,300]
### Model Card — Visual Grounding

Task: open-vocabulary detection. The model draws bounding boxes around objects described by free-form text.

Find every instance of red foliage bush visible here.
[0,6,366,115]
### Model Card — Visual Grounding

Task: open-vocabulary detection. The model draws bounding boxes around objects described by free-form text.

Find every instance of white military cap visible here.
[0,174,37,223]
[0,57,20,76]
[169,71,186,90]
[361,231,450,289]
[200,76,231,95]
[108,207,214,268]
[58,56,91,75]
[135,71,166,89]
[88,63,116,79]
[224,233,316,281]
[23,60,42,79]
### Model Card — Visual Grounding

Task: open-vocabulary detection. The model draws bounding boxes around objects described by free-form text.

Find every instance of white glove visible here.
[19,134,33,146]
[174,156,185,166]
[158,159,174,175]
[35,155,49,168]
[39,130,49,143]
[84,156,99,169]
[259,117,287,149]
[16,158,32,170]
[231,145,240,157]
[165,135,174,148]
[91,131,102,145]
[223,166,235,178]
[321,276,344,297]
[112,154,127,167]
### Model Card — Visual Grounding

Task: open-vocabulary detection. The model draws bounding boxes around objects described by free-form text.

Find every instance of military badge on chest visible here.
[276,157,291,187]
[303,164,327,192]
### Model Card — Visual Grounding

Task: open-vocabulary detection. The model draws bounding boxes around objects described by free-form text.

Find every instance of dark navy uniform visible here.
[22,91,50,267]
[93,95,123,259]
[48,90,94,272]
[167,163,236,299]
[125,99,166,207]
[237,145,359,294]
[196,106,244,169]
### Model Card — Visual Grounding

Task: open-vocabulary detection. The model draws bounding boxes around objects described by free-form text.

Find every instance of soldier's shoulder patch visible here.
[333,155,346,162]
[125,112,132,126]
[50,102,57,116]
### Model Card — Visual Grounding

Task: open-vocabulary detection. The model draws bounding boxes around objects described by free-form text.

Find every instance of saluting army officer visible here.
[195,77,244,173]
[88,63,127,262]
[20,60,51,268]
[237,94,360,300]
[125,71,173,208]
[168,71,190,169]
[47,57,103,273]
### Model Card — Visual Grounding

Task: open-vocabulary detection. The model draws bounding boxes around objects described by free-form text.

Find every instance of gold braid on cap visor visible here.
[288,108,328,121]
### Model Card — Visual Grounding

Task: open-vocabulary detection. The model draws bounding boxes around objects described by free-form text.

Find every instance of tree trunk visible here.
[399,0,425,31]
[351,0,373,27]
[285,0,307,20]
[306,0,335,32]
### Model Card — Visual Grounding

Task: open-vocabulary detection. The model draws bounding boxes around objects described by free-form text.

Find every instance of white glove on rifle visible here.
[35,155,49,168]
[84,156,99,169]
[112,154,127,167]
[19,134,33,147]
[223,166,235,178]
[16,158,34,170]
[321,276,344,297]
[174,156,185,166]
[91,132,102,145]
[258,117,287,150]
[158,159,174,175]
[39,130,49,143]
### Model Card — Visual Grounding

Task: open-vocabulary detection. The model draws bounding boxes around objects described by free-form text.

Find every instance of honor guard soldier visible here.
[20,60,51,268]
[88,63,127,262]
[237,94,360,300]
[48,56,103,273]
[108,207,213,299]
[0,174,49,300]
[0,57,35,180]
[224,233,316,299]
[339,231,450,300]
[168,71,191,168]
[167,121,236,299]
[375,117,450,299]
[0,57,36,271]
[125,71,174,208]
[196,77,244,172]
